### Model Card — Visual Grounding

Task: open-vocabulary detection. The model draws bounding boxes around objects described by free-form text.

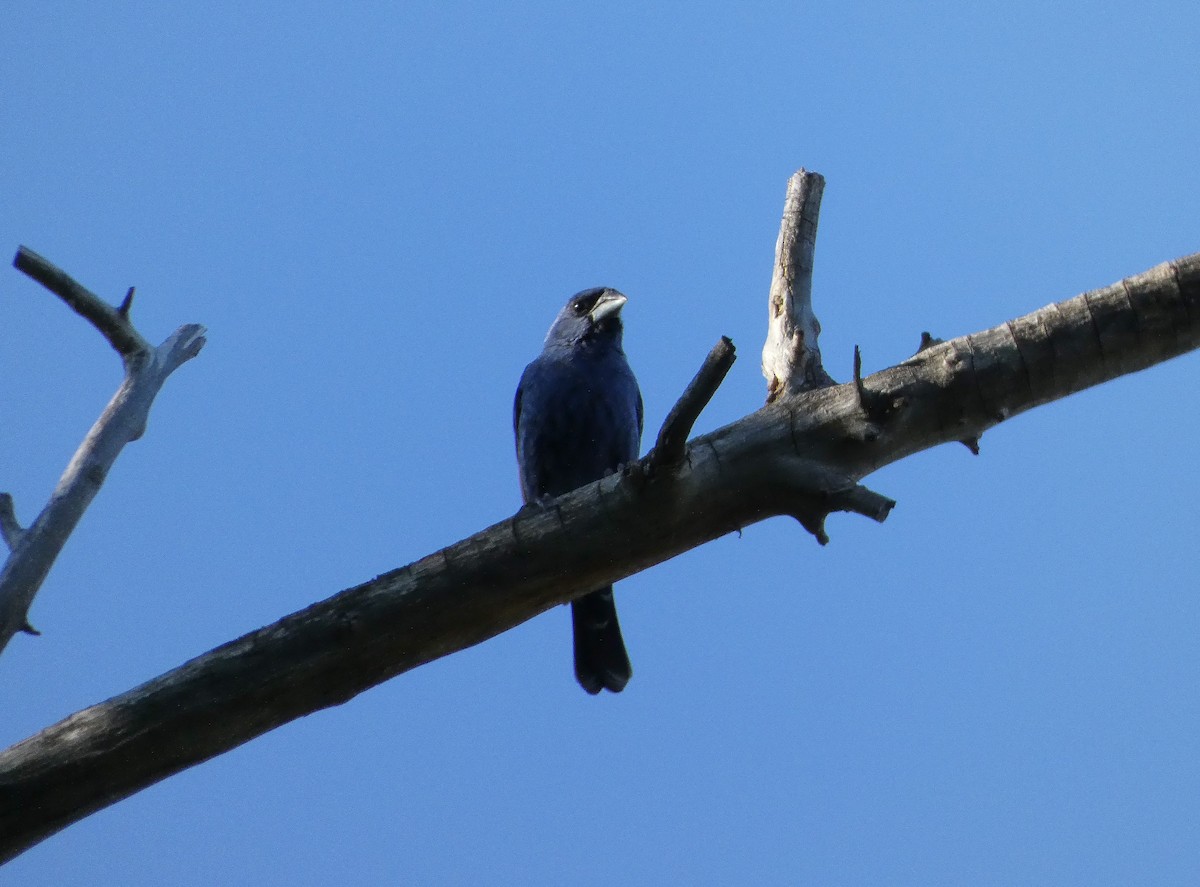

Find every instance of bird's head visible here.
[543,287,628,351]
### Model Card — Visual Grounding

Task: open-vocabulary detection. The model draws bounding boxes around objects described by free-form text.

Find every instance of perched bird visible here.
[514,287,643,694]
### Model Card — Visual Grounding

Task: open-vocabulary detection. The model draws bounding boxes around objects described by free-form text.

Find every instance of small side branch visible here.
[646,337,736,474]
[0,249,207,657]
[853,344,867,407]
[118,287,135,318]
[762,169,834,402]
[773,460,896,544]
[12,247,149,360]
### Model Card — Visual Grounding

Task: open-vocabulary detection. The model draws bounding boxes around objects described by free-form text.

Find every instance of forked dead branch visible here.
[0,248,206,657]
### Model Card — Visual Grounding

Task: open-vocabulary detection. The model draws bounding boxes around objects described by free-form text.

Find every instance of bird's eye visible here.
[572,300,587,314]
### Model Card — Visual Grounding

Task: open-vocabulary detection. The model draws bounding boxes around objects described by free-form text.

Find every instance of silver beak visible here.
[589,291,627,323]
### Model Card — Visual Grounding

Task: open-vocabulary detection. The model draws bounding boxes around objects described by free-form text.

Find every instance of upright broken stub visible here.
[762,169,834,402]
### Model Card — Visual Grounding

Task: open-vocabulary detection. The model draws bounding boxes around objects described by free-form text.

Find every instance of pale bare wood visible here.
[0,248,207,656]
[762,169,834,401]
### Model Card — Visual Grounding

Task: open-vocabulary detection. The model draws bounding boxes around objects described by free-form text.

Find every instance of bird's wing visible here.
[636,387,644,439]
[513,373,525,437]
[511,360,535,441]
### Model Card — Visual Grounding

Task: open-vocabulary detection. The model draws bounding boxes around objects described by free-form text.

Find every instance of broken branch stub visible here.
[762,169,834,402]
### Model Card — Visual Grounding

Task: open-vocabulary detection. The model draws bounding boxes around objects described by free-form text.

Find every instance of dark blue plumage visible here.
[514,287,643,694]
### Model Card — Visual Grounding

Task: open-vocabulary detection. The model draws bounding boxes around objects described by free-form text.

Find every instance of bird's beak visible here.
[589,291,627,324]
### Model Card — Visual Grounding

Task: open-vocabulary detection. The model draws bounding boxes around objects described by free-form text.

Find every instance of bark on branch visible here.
[0,248,207,656]
[1,246,1197,862]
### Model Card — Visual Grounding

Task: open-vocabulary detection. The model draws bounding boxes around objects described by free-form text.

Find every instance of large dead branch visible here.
[1,183,1197,863]
[0,248,206,656]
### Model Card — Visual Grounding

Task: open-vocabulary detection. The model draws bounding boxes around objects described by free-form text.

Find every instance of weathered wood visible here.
[762,170,833,400]
[1,251,1196,863]
[0,248,207,656]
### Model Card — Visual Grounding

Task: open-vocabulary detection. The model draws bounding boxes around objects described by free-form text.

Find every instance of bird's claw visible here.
[517,495,556,517]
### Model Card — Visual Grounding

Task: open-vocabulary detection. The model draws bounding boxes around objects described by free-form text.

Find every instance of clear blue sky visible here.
[3,2,1199,884]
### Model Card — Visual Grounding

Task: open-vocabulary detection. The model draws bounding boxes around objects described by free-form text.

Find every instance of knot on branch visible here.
[915,331,979,453]
[851,345,907,431]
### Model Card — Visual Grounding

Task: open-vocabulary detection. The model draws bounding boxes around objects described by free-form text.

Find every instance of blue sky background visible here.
[3,2,1199,884]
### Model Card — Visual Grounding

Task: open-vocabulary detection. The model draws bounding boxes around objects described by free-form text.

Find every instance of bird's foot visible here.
[517,494,556,517]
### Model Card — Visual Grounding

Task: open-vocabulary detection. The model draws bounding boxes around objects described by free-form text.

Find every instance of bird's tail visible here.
[571,587,632,694]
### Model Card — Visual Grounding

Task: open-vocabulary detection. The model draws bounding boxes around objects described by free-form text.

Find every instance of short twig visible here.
[645,337,736,475]
[779,461,896,544]
[118,287,135,319]
[828,483,896,523]
[917,331,944,352]
[853,344,867,409]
